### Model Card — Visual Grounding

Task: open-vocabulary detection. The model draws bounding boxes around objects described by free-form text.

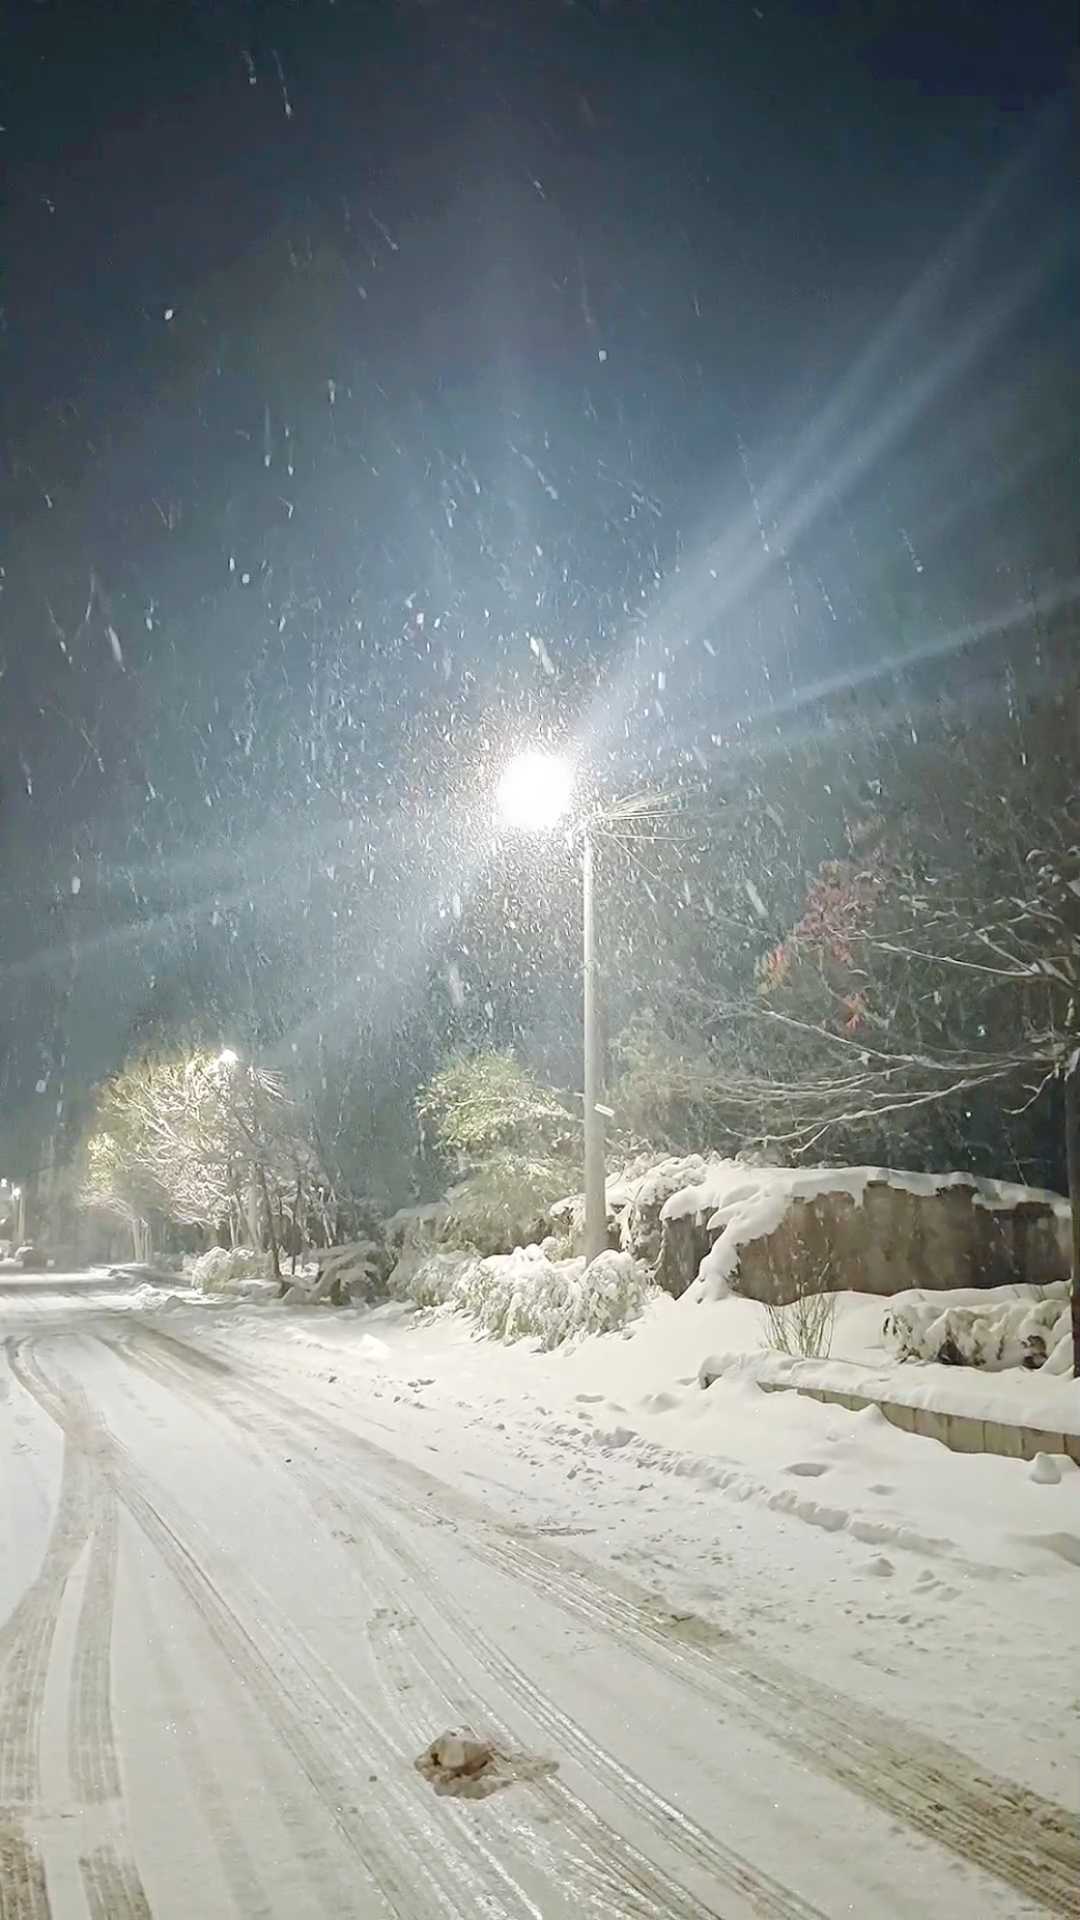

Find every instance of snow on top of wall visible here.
[384,1200,450,1241]
[550,1153,731,1234]
[661,1161,1067,1227]
[611,1154,728,1214]
[657,1161,1068,1305]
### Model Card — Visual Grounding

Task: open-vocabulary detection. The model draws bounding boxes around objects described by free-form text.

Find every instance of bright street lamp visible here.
[495,750,576,835]
[496,750,607,1265]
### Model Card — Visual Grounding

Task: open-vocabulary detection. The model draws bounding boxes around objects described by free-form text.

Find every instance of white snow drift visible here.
[884,1283,1073,1374]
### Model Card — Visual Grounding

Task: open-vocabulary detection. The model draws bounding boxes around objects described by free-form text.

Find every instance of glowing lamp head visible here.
[495,751,575,834]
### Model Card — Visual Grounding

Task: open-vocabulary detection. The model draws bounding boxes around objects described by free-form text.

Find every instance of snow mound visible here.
[659,1161,1069,1303]
[185,1246,271,1291]
[279,1241,381,1306]
[553,1153,733,1246]
[391,1243,654,1348]
[615,1153,729,1216]
[884,1285,1072,1374]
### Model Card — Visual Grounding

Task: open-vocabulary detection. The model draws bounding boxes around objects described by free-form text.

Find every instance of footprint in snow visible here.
[784,1461,830,1478]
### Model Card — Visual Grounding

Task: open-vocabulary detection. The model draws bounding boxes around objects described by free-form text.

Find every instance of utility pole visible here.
[582,821,607,1264]
[1066,1049,1080,1379]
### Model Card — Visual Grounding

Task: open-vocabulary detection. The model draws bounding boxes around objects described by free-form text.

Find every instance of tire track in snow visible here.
[131,1325,1080,1919]
[0,1822,50,1920]
[0,1355,95,1920]
[319,1467,824,1920]
[14,1340,567,1920]
[12,1352,397,1917]
[69,1499,122,1806]
[0,1409,95,1811]
[127,1553,277,1920]
[360,1600,664,1920]
[68,1501,156,1918]
[79,1844,152,1920]
[112,1450,664,1920]
[16,1348,351,1919]
[0,1426,93,1771]
[121,1331,825,1920]
[6,1347,153,1917]
[120,1343,713,1920]
[463,1522,1080,1919]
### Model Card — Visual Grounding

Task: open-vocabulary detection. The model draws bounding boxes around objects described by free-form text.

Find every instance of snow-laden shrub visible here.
[390,1242,654,1348]
[761,1261,837,1359]
[439,1155,576,1256]
[185,1245,271,1291]
[884,1284,1071,1372]
[390,1249,479,1310]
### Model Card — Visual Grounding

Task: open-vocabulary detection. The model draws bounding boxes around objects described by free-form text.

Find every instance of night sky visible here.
[1,0,1077,1182]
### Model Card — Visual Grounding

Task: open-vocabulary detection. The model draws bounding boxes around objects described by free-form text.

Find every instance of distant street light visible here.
[496,751,607,1265]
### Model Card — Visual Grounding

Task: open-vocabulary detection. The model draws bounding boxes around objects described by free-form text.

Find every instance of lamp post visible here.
[580,820,607,1264]
[496,751,607,1264]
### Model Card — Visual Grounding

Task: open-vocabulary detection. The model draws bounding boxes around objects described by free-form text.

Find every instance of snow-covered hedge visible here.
[184,1246,271,1291]
[884,1284,1072,1374]
[390,1242,654,1348]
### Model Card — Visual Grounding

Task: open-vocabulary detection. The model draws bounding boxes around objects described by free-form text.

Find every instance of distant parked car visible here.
[14,1245,48,1271]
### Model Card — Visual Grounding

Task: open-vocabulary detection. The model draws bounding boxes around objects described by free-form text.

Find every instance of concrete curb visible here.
[757,1378,1080,1466]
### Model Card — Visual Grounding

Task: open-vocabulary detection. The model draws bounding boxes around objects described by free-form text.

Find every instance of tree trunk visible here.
[1066,1053,1080,1379]
[291,1176,302,1273]
[255,1162,282,1286]
[246,1170,264,1250]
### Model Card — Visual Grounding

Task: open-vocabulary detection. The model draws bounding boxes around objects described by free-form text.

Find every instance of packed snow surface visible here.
[2,1269,1077,1918]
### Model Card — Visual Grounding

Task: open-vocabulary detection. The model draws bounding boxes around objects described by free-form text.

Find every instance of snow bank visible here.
[384,1200,449,1245]
[184,1246,271,1290]
[281,1239,383,1306]
[884,1284,1073,1374]
[658,1161,1069,1303]
[553,1153,732,1244]
[391,1242,654,1348]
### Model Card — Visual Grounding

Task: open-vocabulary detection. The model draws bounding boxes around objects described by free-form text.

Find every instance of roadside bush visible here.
[760,1260,837,1359]
[185,1246,270,1291]
[390,1242,654,1348]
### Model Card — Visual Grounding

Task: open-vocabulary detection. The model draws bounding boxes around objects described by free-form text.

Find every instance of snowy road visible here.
[1,1281,1078,1919]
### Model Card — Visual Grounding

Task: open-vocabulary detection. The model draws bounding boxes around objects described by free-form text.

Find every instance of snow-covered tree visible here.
[418,1048,581,1253]
[79,1047,314,1274]
[744,661,1078,1157]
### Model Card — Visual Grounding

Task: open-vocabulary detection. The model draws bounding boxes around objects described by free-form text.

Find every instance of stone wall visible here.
[661,1178,1069,1305]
